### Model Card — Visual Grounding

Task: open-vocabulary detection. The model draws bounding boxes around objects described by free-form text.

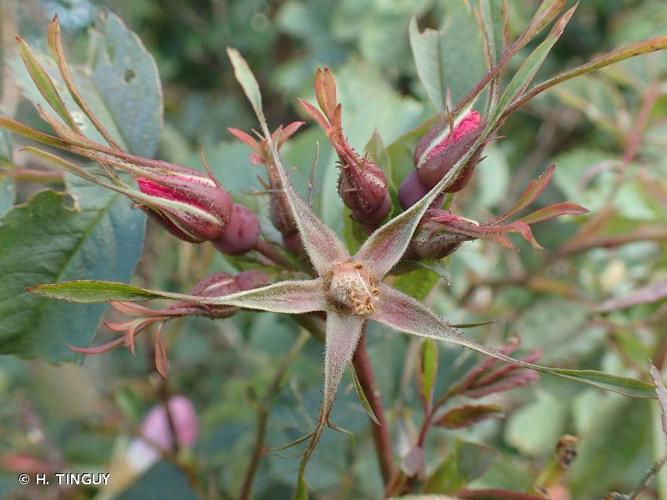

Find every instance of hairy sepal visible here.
[372,284,656,399]
[30,279,328,314]
[297,312,365,497]
[227,48,349,275]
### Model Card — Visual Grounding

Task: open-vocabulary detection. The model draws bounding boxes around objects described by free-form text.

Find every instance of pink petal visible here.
[140,396,199,451]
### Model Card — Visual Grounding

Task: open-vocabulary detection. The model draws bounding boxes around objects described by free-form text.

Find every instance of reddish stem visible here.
[352,335,394,485]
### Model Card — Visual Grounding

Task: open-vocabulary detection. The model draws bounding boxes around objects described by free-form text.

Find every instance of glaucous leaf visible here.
[423,439,497,494]
[0,181,144,362]
[408,2,487,111]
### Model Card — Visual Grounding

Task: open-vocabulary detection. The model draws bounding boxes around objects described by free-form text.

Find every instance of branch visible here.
[239,330,310,500]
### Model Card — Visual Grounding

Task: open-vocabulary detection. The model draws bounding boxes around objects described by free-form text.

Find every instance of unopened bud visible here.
[189,270,268,297]
[338,157,391,225]
[282,232,303,254]
[137,167,232,243]
[414,110,484,192]
[184,270,269,317]
[408,209,474,259]
[398,170,429,209]
[229,123,304,251]
[397,170,446,210]
[212,204,260,255]
[300,67,391,227]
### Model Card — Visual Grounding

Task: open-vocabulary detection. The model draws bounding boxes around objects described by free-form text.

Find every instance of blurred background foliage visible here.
[1,0,667,498]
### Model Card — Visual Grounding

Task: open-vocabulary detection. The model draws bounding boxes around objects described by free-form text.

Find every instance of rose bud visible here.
[137,166,233,243]
[338,156,392,226]
[229,123,304,252]
[176,270,270,318]
[282,232,303,254]
[212,204,260,255]
[398,170,429,209]
[188,270,269,299]
[407,209,474,259]
[235,270,271,291]
[299,67,391,227]
[414,110,484,192]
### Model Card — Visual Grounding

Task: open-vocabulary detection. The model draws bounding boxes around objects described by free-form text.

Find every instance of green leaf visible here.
[226,47,265,128]
[534,366,656,399]
[393,267,441,301]
[351,366,380,425]
[116,460,198,500]
[403,259,452,285]
[479,0,507,64]
[341,207,365,255]
[419,339,438,407]
[365,131,392,191]
[87,12,163,157]
[0,12,162,362]
[11,12,163,158]
[423,439,498,494]
[409,2,487,111]
[569,398,653,498]
[0,184,145,362]
[0,129,14,216]
[15,35,78,131]
[492,6,576,122]
[505,390,566,456]
[29,278,160,303]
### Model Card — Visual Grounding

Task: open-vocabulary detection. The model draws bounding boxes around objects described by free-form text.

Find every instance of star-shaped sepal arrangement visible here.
[29,48,659,498]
